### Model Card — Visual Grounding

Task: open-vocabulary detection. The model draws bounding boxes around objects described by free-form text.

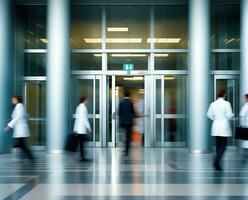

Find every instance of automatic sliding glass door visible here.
[24,81,46,146]
[154,75,186,147]
[107,75,149,147]
[214,75,239,146]
[71,75,102,147]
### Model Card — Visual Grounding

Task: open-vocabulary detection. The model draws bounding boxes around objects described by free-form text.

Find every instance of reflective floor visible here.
[1,148,248,200]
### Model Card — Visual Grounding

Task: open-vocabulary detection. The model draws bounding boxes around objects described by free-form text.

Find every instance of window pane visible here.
[164,76,186,114]
[156,79,162,114]
[24,53,46,76]
[164,119,186,142]
[17,6,47,49]
[25,82,46,146]
[106,6,150,49]
[154,6,188,49]
[108,54,148,70]
[155,53,187,70]
[212,53,240,70]
[211,5,240,49]
[71,6,102,49]
[26,82,46,118]
[156,119,162,142]
[71,54,102,70]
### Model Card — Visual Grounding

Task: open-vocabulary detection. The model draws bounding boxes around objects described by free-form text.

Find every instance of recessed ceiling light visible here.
[107,27,129,32]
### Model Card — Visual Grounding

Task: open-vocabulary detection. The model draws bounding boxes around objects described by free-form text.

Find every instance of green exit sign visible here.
[123,64,134,71]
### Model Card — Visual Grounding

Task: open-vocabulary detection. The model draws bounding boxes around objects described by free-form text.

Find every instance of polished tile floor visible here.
[1,147,248,200]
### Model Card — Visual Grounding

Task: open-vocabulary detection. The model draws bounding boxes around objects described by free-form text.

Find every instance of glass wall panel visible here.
[155,53,187,70]
[211,52,240,70]
[211,5,240,49]
[16,6,47,49]
[156,119,162,142]
[156,79,162,114]
[164,119,186,142]
[108,54,148,70]
[154,6,188,49]
[25,82,46,146]
[24,53,46,76]
[71,54,102,70]
[71,6,102,49]
[164,76,186,114]
[106,6,150,49]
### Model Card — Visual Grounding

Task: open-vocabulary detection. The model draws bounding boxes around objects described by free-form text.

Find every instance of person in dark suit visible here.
[119,90,135,156]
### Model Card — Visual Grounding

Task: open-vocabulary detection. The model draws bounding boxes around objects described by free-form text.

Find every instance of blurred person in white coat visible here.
[73,96,92,162]
[207,90,234,171]
[3,96,34,161]
[238,94,248,150]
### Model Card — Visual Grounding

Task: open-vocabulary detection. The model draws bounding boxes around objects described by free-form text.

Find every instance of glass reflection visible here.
[212,52,240,70]
[24,53,46,76]
[106,6,150,49]
[25,82,46,146]
[71,53,102,70]
[154,5,188,49]
[155,53,187,70]
[71,6,102,49]
[16,6,47,49]
[211,5,240,49]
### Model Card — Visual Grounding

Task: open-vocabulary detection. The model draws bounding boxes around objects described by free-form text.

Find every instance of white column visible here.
[0,0,13,153]
[46,0,70,152]
[240,0,248,101]
[188,0,211,153]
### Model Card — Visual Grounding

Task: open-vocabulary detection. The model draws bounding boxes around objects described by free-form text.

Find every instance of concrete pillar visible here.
[46,0,70,152]
[0,0,14,153]
[188,0,211,153]
[240,0,248,101]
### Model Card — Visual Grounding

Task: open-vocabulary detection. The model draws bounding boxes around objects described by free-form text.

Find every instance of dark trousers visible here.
[78,134,87,159]
[215,136,228,165]
[121,125,132,155]
[14,138,34,160]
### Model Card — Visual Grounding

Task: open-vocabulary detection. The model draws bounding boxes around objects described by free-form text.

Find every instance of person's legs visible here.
[214,136,227,170]
[125,125,132,156]
[18,138,34,160]
[78,135,85,160]
[217,137,227,162]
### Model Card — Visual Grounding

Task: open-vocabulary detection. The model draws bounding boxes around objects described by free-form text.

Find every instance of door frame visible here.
[71,74,103,147]
[107,75,150,147]
[23,78,46,150]
[153,75,187,147]
[214,74,239,146]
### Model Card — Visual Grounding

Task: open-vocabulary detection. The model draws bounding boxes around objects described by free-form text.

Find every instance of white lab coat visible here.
[8,103,30,138]
[207,98,234,137]
[73,103,91,134]
[240,103,248,128]
[239,103,248,148]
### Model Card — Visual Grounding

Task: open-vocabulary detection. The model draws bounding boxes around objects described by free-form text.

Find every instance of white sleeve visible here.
[7,105,23,128]
[207,103,215,120]
[226,102,234,120]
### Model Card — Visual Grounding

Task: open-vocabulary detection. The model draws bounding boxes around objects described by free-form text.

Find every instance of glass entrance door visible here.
[154,75,186,147]
[71,75,102,147]
[24,81,46,146]
[214,75,239,146]
[107,75,149,147]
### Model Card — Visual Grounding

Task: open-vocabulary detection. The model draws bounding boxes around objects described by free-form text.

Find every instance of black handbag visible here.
[235,127,248,140]
[65,133,79,152]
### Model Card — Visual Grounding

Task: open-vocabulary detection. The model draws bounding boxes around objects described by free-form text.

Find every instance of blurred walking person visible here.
[73,96,92,162]
[3,96,34,161]
[207,90,234,171]
[119,91,135,156]
[238,94,248,154]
